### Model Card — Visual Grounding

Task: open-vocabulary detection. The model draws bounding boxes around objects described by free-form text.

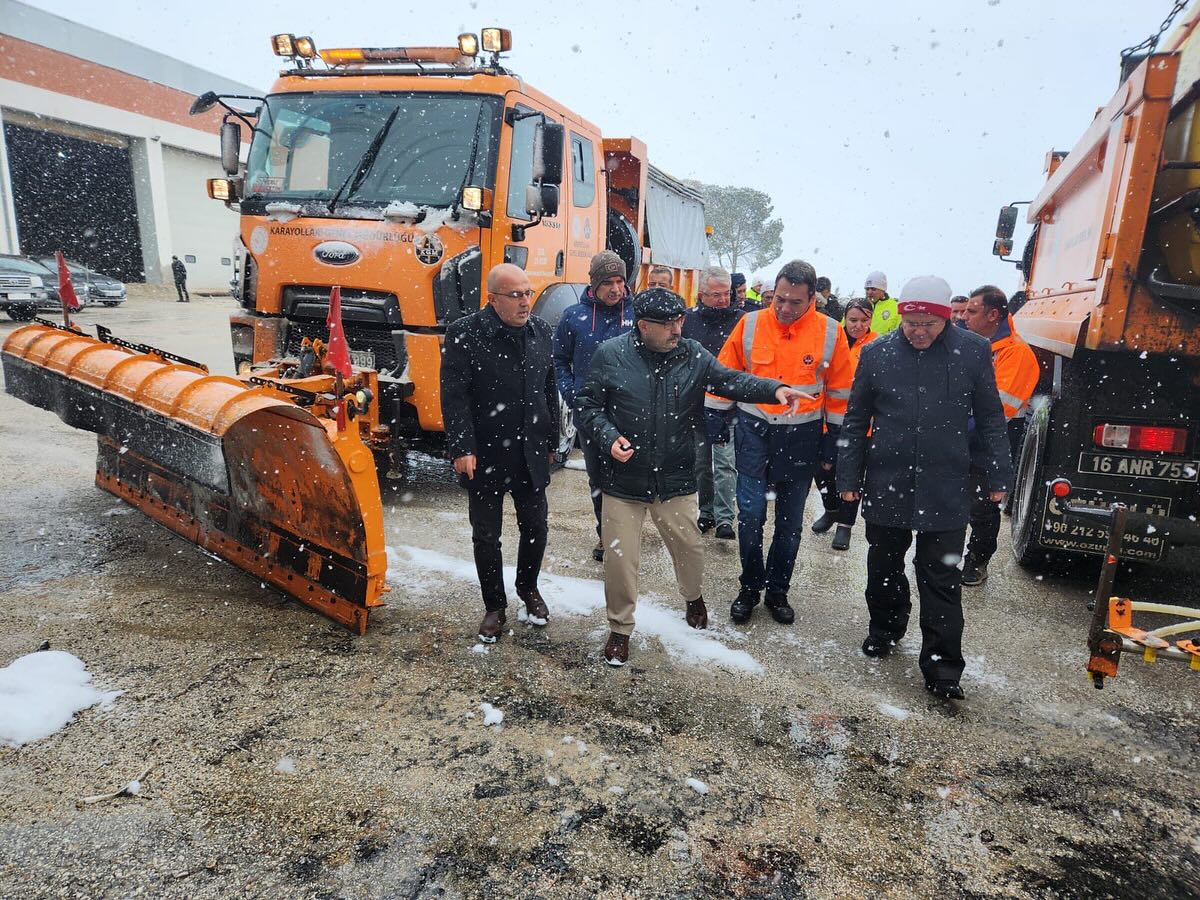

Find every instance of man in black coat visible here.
[575,288,806,667]
[681,265,744,537]
[171,255,189,302]
[837,276,1012,701]
[440,263,559,644]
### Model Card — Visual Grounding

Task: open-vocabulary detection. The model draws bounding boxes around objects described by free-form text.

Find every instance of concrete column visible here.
[129,136,172,284]
[0,108,21,255]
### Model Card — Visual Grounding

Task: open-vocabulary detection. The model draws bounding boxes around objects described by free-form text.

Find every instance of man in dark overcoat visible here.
[440,263,559,643]
[837,275,1012,700]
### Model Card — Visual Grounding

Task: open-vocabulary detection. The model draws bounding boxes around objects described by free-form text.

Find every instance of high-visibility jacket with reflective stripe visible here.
[848,330,879,371]
[991,318,1039,420]
[709,304,854,426]
[870,297,900,334]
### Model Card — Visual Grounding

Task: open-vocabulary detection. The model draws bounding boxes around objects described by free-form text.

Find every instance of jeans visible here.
[864,523,967,683]
[736,472,811,594]
[467,481,548,611]
[694,430,737,525]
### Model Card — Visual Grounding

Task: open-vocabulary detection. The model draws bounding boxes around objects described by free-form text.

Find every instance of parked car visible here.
[33,256,128,307]
[0,255,50,321]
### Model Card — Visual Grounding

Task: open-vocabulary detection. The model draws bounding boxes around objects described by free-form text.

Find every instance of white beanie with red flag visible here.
[897,275,953,320]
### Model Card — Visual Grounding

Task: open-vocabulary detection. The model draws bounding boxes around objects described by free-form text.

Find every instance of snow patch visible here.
[264,202,302,223]
[685,777,709,795]
[0,651,122,747]
[479,702,504,727]
[878,702,912,722]
[274,757,296,774]
[563,457,587,471]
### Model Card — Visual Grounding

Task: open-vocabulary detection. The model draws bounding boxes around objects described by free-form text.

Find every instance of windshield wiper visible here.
[451,102,488,221]
[327,106,401,214]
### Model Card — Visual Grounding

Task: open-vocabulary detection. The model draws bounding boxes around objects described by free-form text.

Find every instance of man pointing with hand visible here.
[575,288,807,667]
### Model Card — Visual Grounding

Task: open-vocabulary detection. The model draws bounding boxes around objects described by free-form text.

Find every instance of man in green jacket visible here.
[865,270,899,334]
[575,288,806,667]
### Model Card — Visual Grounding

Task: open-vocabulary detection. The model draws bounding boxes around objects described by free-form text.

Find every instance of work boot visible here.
[764,591,794,625]
[831,525,852,551]
[715,522,736,540]
[730,587,760,624]
[518,588,549,626]
[697,517,716,534]
[603,632,629,667]
[685,597,708,630]
[592,540,605,563]
[478,609,506,644]
[811,510,836,534]
[926,680,966,701]
[861,635,895,658]
[961,555,988,586]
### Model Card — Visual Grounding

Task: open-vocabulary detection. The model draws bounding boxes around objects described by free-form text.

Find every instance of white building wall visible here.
[162,146,240,292]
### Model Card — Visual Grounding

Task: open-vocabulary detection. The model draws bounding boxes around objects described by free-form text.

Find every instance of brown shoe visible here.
[685,596,708,630]
[478,609,506,644]
[603,632,629,667]
[518,588,550,626]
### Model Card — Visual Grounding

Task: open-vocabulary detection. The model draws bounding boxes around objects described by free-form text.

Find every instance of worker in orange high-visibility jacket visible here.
[961,285,1040,586]
[708,260,854,627]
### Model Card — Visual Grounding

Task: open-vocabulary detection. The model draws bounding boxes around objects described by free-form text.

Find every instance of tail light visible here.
[1092,423,1187,454]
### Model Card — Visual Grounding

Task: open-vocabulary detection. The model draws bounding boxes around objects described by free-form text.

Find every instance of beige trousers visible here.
[601,493,704,635]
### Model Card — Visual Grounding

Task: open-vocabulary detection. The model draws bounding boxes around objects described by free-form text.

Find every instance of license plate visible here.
[6,292,31,300]
[349,348,375,369]
[1078,452,1199,482]
[1041,487,1171,561]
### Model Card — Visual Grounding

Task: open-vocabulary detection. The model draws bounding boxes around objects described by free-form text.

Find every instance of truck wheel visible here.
[5,306,36,322]
[552,391,578,471]
[606,210,641,285]
[1011,396,1054,568]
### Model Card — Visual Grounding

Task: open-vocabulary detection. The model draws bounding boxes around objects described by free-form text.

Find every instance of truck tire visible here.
[1010,395,1055,568]
[552,390,578,471]
[5,305,36,322]
[606,210,641,285]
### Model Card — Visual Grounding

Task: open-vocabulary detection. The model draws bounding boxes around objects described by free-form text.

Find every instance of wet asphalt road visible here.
[0,294,1196,899]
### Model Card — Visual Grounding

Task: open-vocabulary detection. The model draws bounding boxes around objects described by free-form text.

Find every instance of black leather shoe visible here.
[831,525,852,551]
[685,597,708,630]
[715,523,736,540]
[730,588,760,623]
[926,680,966,701]
[961,555,988,586]
[697,517,716,534]
[478,609,507,643]
[861,636,894,657]
[592,541,605,563]
[811,511,836,534]
[764,591,794,625]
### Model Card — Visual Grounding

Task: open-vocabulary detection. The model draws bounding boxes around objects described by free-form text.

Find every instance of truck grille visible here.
[285,320,402,374]
[0,274,34,290]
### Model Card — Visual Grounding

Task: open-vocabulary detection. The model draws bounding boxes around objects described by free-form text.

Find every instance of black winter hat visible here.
[633,288,686,323]
[730,272,747,289]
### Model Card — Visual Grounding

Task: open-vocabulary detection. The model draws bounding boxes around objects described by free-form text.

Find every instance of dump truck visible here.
[993,3,1200,568]
[194,28,709,479]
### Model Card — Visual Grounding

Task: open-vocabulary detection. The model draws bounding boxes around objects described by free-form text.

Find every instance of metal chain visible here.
[1121,0,1190,60]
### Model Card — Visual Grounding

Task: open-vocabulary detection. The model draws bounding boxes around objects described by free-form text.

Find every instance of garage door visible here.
[162,146,240,292]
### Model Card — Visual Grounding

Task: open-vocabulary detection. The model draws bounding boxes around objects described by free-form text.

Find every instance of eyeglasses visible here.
[491,289,535,300]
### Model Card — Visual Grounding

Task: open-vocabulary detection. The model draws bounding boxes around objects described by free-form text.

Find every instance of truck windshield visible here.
[244,92,501,209]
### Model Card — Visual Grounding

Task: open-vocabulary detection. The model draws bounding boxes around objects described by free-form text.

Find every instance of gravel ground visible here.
[1,296,1197,899]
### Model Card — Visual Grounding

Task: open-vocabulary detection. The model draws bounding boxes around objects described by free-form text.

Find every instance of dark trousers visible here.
[864,523,967,684]
[175,280,189,301]
[814,461,861,526]
[467,481,548,611]
[737,472,811,594]
[581,433,605,537]
[966,470,1000,564]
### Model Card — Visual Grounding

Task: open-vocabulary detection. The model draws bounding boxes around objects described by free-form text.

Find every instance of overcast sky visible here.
[28,0,1167,297]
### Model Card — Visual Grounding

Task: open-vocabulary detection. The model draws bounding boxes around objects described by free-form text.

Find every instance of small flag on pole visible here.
[325,286,353,379]
[56,251,80,326]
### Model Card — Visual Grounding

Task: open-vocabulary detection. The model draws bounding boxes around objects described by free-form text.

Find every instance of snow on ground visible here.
[274,757,296,775]
[877,702,912,722]
[685,778,709,795]
[562,458,587,471]
[387,544,762,673]
[479,702,505,727]
[0,651,122,747]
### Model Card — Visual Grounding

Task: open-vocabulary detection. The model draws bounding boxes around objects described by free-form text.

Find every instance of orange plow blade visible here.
[2,322,386,633]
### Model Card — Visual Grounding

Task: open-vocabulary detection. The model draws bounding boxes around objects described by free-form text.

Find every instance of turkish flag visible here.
[325,285,353,379]
[56,251,81,314]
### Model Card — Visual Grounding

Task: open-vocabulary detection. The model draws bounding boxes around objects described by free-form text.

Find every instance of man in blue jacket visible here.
[553,250,634,560]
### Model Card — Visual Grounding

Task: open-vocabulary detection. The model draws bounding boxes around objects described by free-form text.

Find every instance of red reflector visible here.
[1050,480,1072,498]
[1092,423,1187,454]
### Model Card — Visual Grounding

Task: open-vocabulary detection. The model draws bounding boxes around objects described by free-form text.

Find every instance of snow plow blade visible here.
[1,322,386,633]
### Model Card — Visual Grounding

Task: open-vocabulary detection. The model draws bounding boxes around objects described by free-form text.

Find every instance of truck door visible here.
[501,99,566,292]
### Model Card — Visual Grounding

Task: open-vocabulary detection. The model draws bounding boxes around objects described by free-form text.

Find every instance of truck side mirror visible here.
[220,121,242,176]
[190,91,219,115]
[526,183,559,218]
[996,205,1018,240]
[993,238,1014,258]
[532,121,564,186]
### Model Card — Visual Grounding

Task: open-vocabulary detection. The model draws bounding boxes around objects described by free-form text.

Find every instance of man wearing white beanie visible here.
[864,270,899,335]
[837,275,1012,701]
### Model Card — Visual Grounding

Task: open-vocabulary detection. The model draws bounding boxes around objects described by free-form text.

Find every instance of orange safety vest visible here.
[847,329,879,372]
[709,304,854,425]
[992,317,1039,420]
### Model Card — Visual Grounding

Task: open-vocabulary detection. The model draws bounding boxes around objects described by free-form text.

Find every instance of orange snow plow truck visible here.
[0,29,708,635]
[994,5,1200,570]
